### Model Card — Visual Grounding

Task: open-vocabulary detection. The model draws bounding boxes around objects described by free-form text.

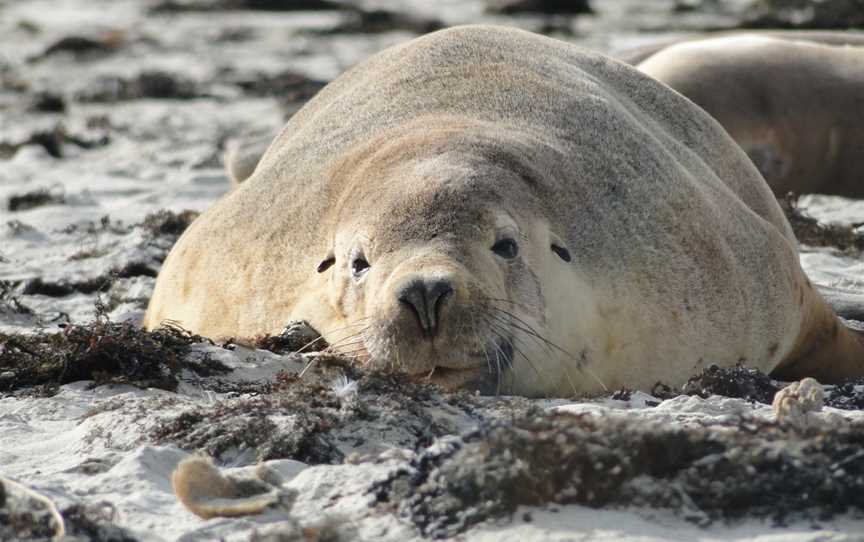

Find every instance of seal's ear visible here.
[549,233,572,263]
[551,244,571,262]
[317,254,336,273]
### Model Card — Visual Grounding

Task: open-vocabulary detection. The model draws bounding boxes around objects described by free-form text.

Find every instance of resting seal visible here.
[144,26,864,397]
[633,33,864,197]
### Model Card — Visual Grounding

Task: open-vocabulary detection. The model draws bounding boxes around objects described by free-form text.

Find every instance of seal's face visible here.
[314,145,584,395]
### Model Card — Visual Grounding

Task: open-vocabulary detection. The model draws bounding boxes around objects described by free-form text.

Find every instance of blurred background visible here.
[3,0,863,152]
[3,0,864,173]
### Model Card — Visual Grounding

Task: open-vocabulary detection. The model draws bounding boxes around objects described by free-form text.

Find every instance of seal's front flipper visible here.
[223,133,275,186]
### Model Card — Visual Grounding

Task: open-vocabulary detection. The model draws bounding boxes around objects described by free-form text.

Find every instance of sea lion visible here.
[633,33,864,197]
[616,30,864,65]
[144,25,864,397]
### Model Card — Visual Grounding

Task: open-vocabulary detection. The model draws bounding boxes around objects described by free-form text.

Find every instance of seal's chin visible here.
[410,366,485,389]
[407,338,515,391]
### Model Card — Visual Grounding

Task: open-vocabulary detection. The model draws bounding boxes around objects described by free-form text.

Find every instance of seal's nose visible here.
[396,278,454,337]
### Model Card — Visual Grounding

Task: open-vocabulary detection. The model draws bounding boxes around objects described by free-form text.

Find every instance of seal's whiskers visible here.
[487,306,609,393]
[487,319,553,391]
[291,318,371,355]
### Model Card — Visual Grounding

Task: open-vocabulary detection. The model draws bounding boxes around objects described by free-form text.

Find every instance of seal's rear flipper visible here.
[816,284,864,326]
[223,134,275,186]
[772,284,864,383]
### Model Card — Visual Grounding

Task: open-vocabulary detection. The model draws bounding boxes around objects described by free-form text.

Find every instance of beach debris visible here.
[773,377,824,423]
[173,455,296,519]
[374,409,864,537]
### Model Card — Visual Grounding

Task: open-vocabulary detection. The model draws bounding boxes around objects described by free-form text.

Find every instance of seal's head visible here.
[311,120,594,396]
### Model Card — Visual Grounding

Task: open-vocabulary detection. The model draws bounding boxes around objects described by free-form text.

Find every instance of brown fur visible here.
[635,33,864,197]
[617,30,864,65]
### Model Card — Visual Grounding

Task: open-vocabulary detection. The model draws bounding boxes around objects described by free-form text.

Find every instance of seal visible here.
[616,30,864,65]
[144,25,864,397]
[633,33,864,197]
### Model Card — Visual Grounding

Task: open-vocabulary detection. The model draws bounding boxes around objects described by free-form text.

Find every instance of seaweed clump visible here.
[150,0,345,12]
[484,0,593,15]
[0,311,221,396]
[650,364,779,404]
[252,321,324,355]
[151,366,456,465]
[680,364,780,404]
[140,209,200,238]
[373,411,864,538]
[7,188,65,212]
[825,379,864,410]
[1,125,109,160]
[652,365,864,410]
[779,193,864,253]
[150,391,345,465]
[312,7,443,35]
[77,71,203,102]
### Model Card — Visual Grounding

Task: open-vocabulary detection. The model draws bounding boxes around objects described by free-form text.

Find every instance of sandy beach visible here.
[2,1,864,540]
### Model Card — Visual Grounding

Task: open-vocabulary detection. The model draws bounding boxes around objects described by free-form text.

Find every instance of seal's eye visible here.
[317,257,335,273]
[351,256,370,277]
[551,244,572,263]
[491,238,519,260]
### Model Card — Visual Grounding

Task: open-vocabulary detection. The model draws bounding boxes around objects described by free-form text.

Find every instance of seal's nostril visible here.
[427,279,453,327]
[397,278,453,336]
[397,282,426,332]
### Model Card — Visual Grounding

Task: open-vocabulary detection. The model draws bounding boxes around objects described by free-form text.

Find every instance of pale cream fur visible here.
[145,26,864,397]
